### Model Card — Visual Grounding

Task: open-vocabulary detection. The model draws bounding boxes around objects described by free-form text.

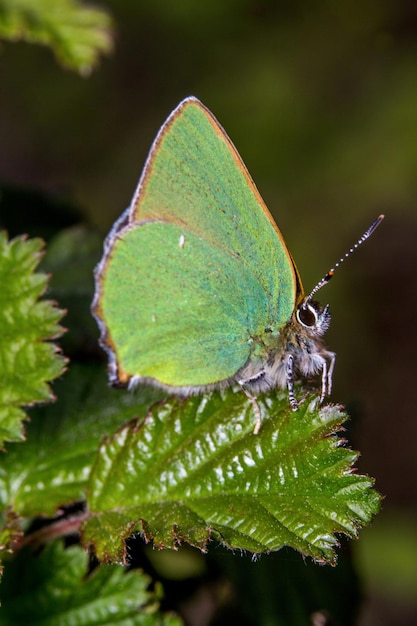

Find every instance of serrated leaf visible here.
[84,390,381,564]
[0,232,66,445]
[0,0,113,75]
[0,541,182,625]
[0,364,162,517]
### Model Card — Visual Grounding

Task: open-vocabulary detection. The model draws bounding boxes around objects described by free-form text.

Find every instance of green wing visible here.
[95,98,298,387]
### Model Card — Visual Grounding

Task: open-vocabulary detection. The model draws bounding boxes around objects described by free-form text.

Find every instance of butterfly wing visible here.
[94,98,300,388]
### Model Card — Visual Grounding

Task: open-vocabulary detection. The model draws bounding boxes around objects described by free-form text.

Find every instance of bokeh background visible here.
[1,1,416,624]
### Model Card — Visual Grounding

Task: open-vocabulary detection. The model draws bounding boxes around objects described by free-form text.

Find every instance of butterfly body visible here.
[235,307,333,396]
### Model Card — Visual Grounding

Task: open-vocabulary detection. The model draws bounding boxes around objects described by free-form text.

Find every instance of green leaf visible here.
[0,541,182,625]
[0,364,161,517]
[84,390,381,564]
[0,232,66,445]
[0,0,113,75]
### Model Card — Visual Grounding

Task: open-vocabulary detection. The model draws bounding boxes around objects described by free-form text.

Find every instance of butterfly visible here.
[92,97,383,433]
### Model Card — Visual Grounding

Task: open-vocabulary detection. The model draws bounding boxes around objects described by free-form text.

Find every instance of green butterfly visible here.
[92,97,383,433]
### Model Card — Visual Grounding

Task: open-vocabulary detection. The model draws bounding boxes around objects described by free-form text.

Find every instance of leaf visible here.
[0,0,113,75]
[0,364,162,517]
[0,541,182,625]
[84,389,381,565]
[0,232,66,445]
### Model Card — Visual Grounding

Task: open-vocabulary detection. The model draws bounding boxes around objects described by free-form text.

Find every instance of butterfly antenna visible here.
[304,214,384,306]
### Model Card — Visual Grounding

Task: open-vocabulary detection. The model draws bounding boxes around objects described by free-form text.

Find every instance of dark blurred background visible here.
[0,1,416,624]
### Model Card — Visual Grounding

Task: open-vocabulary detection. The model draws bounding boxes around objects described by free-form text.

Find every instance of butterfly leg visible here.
[320,351,336,403]
[286,354,298,411]
[237,380,262,435]
[326,352,336,396]
[319,359,327,404]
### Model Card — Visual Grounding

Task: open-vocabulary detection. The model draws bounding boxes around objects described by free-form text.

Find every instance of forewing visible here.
[129,98,299,325]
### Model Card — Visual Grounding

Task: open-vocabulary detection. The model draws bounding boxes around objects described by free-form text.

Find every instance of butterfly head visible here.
[296,300,331,337]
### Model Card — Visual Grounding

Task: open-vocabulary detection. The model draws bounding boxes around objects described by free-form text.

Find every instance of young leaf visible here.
[84,390,381,565]
[0,232,66,446]
[0,0,113,75]
[0,541,182,625]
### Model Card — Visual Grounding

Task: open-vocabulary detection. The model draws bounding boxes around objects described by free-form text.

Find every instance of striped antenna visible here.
[304,214,384,306]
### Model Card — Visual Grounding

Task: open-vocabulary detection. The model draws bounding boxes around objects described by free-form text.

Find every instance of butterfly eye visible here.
[296,303,318,328]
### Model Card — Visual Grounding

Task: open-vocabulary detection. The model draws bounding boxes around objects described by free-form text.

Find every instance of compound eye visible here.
[296,304,318,328]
